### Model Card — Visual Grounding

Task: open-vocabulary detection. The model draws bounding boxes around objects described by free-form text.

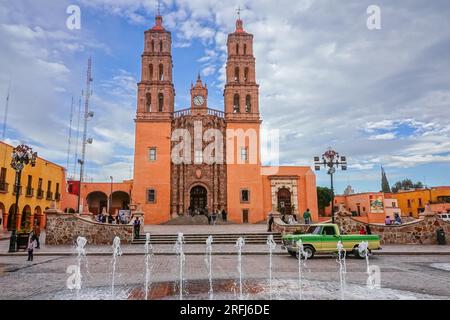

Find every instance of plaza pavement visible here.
[1,224,449,256]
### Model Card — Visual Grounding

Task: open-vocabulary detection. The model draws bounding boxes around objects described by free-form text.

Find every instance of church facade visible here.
[131,14,318,224]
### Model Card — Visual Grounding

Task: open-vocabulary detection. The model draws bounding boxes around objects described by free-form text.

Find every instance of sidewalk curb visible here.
[1,251,450,257]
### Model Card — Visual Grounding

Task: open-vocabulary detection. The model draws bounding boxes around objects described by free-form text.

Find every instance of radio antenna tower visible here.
[66,96,74,175]
[2,81,11,141]
[73,95,82,178]
[77,57,94,213]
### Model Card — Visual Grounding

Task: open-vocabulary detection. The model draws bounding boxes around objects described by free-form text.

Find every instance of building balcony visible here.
[0,181,8,193]
[12,185,22,196]
[25,187,34,198]
[37,189,44,199]
[46,191,54,201]
[55,192,61,202]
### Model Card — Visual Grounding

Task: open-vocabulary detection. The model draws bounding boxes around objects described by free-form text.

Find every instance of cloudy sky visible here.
[0,0,449,193]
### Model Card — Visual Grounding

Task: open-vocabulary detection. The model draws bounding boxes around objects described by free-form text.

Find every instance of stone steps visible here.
[132,232,282,245]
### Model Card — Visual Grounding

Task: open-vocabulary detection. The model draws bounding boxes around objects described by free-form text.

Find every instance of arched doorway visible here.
[190,186,208,214]
[34,206,42,227]
[7,204,17,231]
[86,191,108,215]
[277,188,292,215]
[111,191,130,215]
[21,205,32,231]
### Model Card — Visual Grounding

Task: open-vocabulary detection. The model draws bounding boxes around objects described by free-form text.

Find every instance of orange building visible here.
[391,187,450,218]
[325,192,401,224]
[71,14,318,225]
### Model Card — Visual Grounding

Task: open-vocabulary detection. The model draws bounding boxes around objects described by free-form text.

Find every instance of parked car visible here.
[437,214,450,222]
[281,223,381,259]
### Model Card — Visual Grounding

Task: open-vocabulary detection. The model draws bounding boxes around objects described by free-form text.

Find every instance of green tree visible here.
[381,166,391,193]
[317,187,332,213]
[391,179,424,193]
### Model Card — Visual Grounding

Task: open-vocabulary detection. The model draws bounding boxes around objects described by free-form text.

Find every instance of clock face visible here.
[193,95,205,106]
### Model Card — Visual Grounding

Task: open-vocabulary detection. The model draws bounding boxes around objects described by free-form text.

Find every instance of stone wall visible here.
[272,210,450,244]
[335,211,450,245]
[45,210,133,245]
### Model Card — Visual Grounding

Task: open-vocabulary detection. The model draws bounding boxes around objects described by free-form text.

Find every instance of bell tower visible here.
[133,13,174,224]
[136,14,175,120]
[224,15,264,223]
[224,16,260,122]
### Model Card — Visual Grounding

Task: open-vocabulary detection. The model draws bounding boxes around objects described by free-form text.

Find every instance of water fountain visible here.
[205,235,213,300]
[266,235,277,299]
[358,241,370,273]
[111,236,122,298]
[296,239,308,300]
[174,233,185,300]
[336,240,347,300]
[144,233,154,300]
[74,236,87,298]
[235,237,245,300]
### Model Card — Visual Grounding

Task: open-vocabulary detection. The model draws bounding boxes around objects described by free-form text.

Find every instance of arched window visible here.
[159,64,164,81]
[236,43,239,55]
[146,93,152,112]
[158,93,164,112]
[244,67,249,82]
[233,94,240,113]
[151,40,155,52]
[244,44,247,55]
[245,95,251,113]
[234,67,239,82]
[149,64,153,80]
[160,40,163,52]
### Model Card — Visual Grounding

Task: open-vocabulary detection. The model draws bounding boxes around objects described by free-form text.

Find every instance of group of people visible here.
[385,213,402,225]
[267,208,313,231]
[187,207,228,225]
[95,210,132,225]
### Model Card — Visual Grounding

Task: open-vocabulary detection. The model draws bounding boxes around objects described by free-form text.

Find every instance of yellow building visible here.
[0,141,66,232]
[392,187,450,218]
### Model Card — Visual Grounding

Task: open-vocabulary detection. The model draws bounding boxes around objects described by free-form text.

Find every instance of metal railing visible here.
[12,185,22,195]
[0,181,8,193]
[46,191,53,201]
[37,189,44,199]
[25,187,34,197]
[55,192,61,201]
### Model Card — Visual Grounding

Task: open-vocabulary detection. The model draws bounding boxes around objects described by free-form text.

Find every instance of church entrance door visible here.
[277,188,292,215]
[190,186,208,214]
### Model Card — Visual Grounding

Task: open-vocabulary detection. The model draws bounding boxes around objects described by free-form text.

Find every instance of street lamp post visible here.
[9,145,37,253]
[109,176,113,216]
[314,148,347,224]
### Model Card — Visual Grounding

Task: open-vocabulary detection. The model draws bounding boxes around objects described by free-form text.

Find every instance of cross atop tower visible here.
[157,0,161,16]
[237,6,242,20]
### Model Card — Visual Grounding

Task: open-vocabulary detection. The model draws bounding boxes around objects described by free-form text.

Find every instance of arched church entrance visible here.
[190,186,208,215]
[277,188,292,215]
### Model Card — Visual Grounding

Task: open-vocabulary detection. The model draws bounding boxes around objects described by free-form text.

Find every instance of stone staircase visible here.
[132,232,282,245]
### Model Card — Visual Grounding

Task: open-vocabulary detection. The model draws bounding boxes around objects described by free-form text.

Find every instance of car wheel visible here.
[288,249,297,257]
[298,245,315,259]
[354,247,370,259]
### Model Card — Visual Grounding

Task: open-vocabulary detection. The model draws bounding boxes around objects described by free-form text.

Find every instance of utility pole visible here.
[66,97,74,174]
[2,81,11,141]
[77,57,94,213]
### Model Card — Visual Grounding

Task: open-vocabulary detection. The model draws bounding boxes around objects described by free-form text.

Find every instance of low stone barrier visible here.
[335,211,450,245]
[272,209,450,244]
[45,209,133,245]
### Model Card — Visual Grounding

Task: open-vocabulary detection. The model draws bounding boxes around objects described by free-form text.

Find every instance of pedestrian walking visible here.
[267,213,274,232]
[303,209,312,224]
[133,217,141,239]
[221,209,227,222]
[27,235,36,262]
[33,224,41,249]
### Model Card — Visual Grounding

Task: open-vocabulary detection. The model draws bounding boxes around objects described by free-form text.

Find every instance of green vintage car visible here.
[281,223,381,259]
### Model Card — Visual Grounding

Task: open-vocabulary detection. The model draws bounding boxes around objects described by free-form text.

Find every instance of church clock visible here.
[193,95,205,106]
